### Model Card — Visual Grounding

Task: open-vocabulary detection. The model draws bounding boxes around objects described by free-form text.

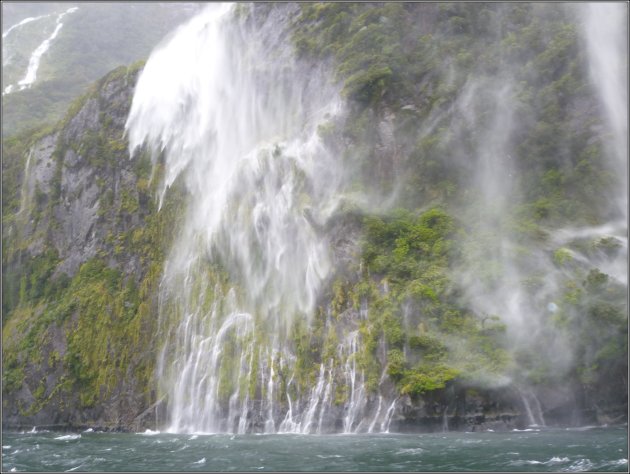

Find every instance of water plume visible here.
[127,4,393,433]
[126,2,627,432]
[580,2,628,220]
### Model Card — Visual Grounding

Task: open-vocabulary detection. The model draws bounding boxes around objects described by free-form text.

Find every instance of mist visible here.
[124,2,627,433]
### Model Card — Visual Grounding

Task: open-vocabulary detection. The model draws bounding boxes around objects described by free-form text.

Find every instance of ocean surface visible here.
[2,426,627,472]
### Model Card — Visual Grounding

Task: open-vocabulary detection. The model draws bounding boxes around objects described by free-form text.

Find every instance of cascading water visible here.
[124,2,627,434]
[2,14,47,40]
[572,2,629,281]
[126,3,395,434]
[581,3,628,208]
[3,7,78,95]
[519,387,546,428]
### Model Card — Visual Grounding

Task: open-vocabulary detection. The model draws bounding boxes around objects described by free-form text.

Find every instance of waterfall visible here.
[580,3,628,215]
[342,331,367,433]
[9,7,79,93]
[576,3,629,283]
[123,2,626,435]
[2,15,48,40]
[367,396,383,434]
[519,388,546,428]
[381,398,398,433]
[442,406,449,433]
[17,150,34,218]
[126,3,388,434]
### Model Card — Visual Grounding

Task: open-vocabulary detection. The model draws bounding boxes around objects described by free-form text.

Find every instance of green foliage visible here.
[343,65,392,105]
[351,204,511,397]
[386,348,405,381]
[1,59,190,418]
[553,248,573,266]
[3,1,626,424]
[291,316,319,393]
[363,207,454,280]
[408,335,447,361]
[2,353,25,394]
[400,364,460,396]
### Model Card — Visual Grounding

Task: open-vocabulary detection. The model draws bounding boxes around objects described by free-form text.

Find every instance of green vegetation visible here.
[1,64,189,421]
[284,1,626,412]
[2,2,626,428]
[357,208,509,396]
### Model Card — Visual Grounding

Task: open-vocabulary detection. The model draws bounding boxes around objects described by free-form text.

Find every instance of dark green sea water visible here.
[2,426,627,472]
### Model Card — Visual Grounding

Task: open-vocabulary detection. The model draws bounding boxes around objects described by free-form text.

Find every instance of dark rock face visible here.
[2,65,159,432]
[11,68,144,279]
[55,73,143,279]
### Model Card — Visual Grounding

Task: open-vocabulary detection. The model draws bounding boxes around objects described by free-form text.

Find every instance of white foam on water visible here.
[55,434,81,441]
[565,425,599,432]
[139,429,160,436]
[83,428,93,433]
[171,443,190,453]
[563,458,594,472]
[3,445,11,449]
[396,448,425,455]
[193,458,206,465]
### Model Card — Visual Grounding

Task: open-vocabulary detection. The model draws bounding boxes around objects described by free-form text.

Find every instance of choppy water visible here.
[2,426,627,472]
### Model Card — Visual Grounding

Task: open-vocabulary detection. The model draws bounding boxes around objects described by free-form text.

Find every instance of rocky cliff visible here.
[2,3,627,433]
[2,63,187,431]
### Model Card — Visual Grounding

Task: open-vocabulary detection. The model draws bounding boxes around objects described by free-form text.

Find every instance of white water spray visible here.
[577,3,628,274]
[581,3,628,202]
[126,3,389,434]
[124,2,626,435]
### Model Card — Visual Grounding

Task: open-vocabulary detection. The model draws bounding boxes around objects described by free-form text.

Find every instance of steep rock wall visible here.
[2,64,185,431]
